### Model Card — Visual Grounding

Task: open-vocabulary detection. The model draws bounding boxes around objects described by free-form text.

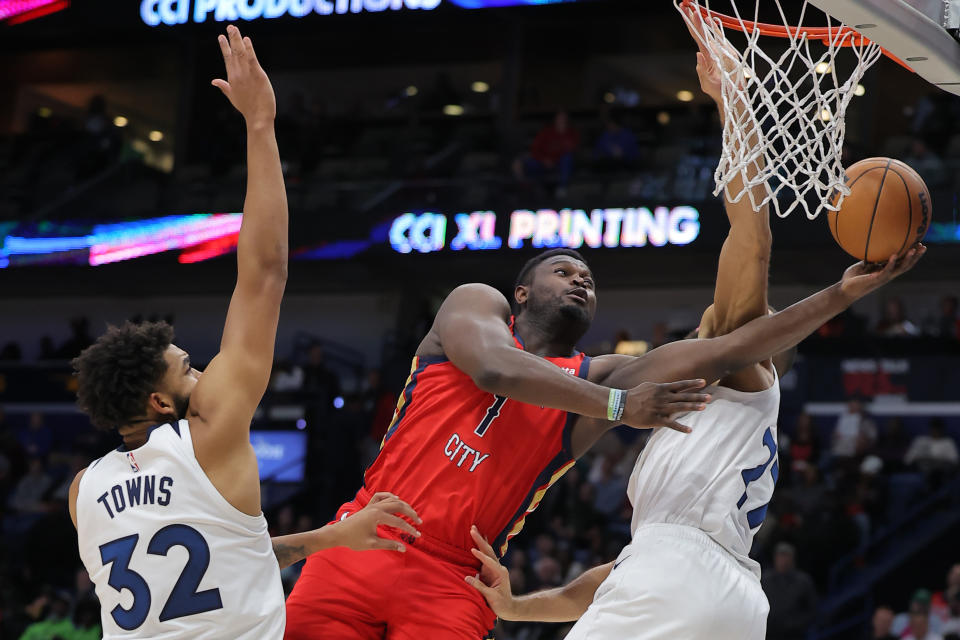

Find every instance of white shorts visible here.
[565,523,768,640]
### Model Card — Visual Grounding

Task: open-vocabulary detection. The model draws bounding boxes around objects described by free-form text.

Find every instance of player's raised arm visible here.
[602,247,926,389]
[684,8,772,343]
[187,27,287,488]
[428,283,708,431]
[465,526,611,622]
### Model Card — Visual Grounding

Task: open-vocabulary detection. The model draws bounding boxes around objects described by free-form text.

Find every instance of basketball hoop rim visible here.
[679,0,913,71]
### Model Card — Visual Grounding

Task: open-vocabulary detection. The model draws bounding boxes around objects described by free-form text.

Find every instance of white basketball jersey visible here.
[76,420,285,639]
[627,372,780,577]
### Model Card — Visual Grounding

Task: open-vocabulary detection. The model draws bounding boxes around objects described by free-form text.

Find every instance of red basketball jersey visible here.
[361,318,591,556]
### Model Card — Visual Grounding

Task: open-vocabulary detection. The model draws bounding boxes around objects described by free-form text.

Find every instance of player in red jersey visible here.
[285,243,924,639]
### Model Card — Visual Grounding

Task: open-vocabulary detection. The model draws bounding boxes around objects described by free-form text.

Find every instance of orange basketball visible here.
[827,157,931,263]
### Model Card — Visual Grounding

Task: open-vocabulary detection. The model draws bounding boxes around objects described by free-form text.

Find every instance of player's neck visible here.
[117,419,156,450]
[513,314,578,358]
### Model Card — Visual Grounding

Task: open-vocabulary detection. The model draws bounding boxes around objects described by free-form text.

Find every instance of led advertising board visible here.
[139,0,582,26]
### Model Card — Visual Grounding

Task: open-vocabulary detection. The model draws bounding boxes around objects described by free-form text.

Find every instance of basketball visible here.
[827,158,931,263]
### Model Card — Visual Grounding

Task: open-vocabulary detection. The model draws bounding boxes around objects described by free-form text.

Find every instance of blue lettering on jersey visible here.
[97,475,174,519]
[158,476,173,506]
[737,427,779,529]
[144,475,156,503]
[111,485,127,514]
[126,477,142,507]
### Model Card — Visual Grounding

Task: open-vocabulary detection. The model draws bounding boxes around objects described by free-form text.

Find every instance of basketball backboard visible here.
[808,0,960,95]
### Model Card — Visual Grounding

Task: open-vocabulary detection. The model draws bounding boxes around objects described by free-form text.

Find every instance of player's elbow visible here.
[472,367,508,394]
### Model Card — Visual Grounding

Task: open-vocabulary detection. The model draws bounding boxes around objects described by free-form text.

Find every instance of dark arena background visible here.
[2,1,960,638]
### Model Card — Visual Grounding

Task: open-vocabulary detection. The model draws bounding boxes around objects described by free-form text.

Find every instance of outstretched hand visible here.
[839,244,926,301]
[212,25,276,126]
[334,492,422,553]
[623,379,710,434]
[680,4,741,102]
[465,525,521,620]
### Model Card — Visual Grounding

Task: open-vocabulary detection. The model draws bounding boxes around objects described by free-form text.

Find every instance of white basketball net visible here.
[677,0,884,219]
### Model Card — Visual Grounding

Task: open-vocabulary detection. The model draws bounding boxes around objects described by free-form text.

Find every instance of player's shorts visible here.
[284,490,497,640]
[565,523,768,640]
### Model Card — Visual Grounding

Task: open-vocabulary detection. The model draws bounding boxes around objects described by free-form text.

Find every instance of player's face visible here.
[520,257,597,332]
[157,344,200,421]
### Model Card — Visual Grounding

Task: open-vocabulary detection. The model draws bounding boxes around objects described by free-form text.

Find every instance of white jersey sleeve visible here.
[627,371,781,577]
[76,420,285,639]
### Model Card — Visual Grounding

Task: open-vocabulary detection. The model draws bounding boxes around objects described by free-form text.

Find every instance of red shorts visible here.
[284,491,497,640]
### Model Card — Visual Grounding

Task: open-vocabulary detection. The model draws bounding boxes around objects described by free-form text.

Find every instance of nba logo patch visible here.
[126,452,141,473]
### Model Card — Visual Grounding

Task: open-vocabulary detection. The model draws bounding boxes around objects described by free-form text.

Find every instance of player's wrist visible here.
[606,388,627,422]
[245,117,275,133]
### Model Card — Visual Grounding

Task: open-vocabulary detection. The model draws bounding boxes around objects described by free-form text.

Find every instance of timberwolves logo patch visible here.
[126,452,141,473]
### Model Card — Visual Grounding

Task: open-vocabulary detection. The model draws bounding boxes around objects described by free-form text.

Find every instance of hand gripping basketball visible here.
[839,244,927,302]
[622,380,710,433]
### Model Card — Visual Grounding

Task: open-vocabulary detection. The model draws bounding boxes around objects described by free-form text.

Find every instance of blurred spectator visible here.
[831,397,877,471]
[943,592,960,640]
[817,307,869,339]
[77,95,121,180]
[903,139,947,187]
[876,298,920,337]
[8,458,53,514]
[934,565,960,624]
[904,418,959,478]
[590,456,626,517]
[789,412,821,478]
[513,111,580,197]
[270,360,305,392]
[762,542,818,640]
[38,336,57,360]
[874,417,910,474]
[302,344,341,401]
[792,465,826,520]
[532,556,563,591]
[17,589,99,640]
[593,115,638,171]
[904,593,944,640]
[936,296,959,340]
[873,605,898,640]
[0,341,22,361]
[17,413,53,460]
[55,317,94,360]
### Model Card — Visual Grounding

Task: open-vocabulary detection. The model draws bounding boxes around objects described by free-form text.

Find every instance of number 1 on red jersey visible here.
[474,395,507,437]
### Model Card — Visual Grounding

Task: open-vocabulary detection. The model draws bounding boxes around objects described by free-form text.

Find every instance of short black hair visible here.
[512,249,589,314]
[72,321,174,431]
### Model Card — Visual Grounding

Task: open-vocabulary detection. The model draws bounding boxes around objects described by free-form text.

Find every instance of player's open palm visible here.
[465,525,521,621]
[335,492,422,553]
[840,244,926,301]
[212,25,276,125]
[623,379,710,433]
